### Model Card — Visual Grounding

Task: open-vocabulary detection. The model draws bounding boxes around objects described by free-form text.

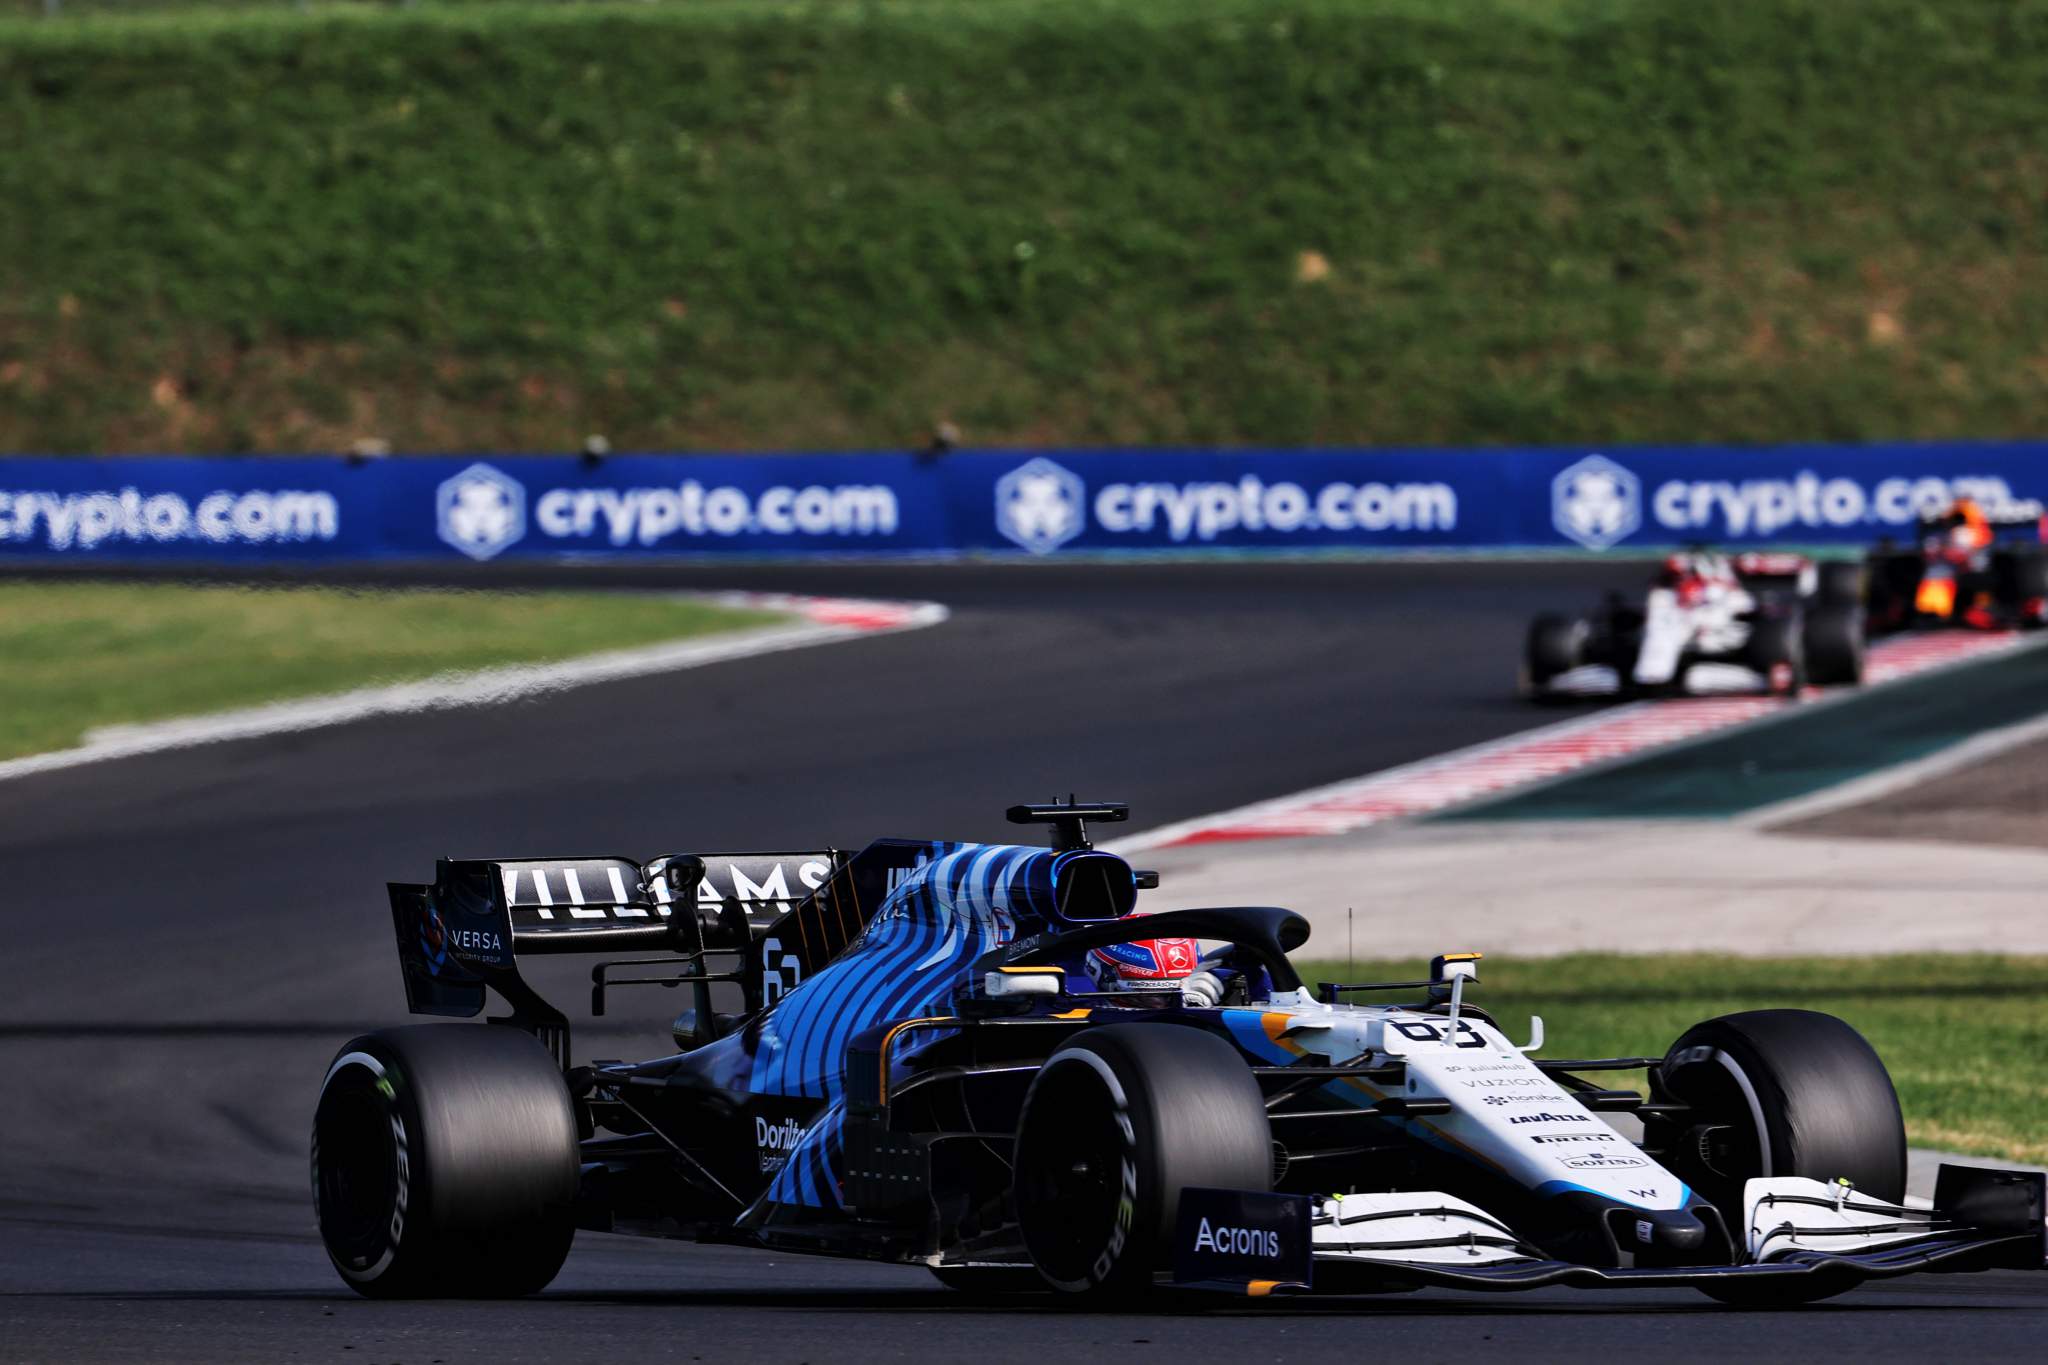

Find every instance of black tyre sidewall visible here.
[312,1025,579,1299]
[1744,613,1806,694]
[313,1048,419,1291]
[1801,605,1865,686]
[2012,552,2048,624]
[1013,1023,1271,1296]
[1525,613,1585,686]
[1661,1010,1905,1308]
[1661,1009,1907,1214]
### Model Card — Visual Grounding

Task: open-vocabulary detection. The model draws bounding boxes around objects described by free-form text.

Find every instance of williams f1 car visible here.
[1865,496,2048,633]
[314,801,2045,1303]
[1525,551,1865,699]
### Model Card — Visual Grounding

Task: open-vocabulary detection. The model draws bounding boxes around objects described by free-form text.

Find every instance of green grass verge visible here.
[3,1,2046,452]
[1293,954,2048,1165]
[0,581,780,760]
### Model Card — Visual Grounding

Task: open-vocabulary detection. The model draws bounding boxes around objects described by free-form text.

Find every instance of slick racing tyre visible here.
[313,1024,579,1298]
[1657,1010,1906,1307]
[2011,551,2048,627]
[1744,612,1807,696]
[1801,604,1865,687]
[1012,1024,1271,1296]
[1524,613,1587,693]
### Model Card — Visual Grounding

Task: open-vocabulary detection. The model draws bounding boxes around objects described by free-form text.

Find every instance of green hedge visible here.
[3,0,2046,452]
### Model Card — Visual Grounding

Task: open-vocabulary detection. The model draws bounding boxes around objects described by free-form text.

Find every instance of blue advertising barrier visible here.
[0,444,2043,563]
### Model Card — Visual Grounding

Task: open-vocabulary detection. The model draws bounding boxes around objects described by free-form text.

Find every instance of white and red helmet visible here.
[1086,937,1201,992]
[1660,551,1736,606]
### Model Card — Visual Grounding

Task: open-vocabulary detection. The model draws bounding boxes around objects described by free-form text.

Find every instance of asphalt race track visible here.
[2,561,2041,1362]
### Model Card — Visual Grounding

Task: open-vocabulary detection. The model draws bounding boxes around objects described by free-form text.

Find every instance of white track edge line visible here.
[0,596,948,786]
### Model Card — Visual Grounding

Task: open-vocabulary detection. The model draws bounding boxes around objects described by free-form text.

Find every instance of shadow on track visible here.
[2,1284,2016,1322]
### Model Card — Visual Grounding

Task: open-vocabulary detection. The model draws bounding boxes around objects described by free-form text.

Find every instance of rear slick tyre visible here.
[1802,605,1865,687]
[1012,1023,1271,1297]
[312,1024,579,1299]
[1745,613,1807,696]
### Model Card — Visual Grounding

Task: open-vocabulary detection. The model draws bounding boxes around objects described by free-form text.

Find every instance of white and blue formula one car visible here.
[313,801,2044,1304]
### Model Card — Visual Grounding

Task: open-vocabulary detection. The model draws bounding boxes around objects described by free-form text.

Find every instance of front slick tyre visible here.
[1524,613,1586,696]
[1012,1023,1271,1298]
[1659,1009,1906,1309]
[312,1024,578,1299]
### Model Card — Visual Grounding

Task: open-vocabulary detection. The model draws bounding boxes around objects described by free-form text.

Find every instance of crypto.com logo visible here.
[1552,454,1640,551]
[436,462,527,561]
[994,457,1086,555]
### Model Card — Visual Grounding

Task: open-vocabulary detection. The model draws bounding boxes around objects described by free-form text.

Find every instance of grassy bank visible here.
[0,581,777,759]
[1294,953,2048,1164]
[3,0,2045,452]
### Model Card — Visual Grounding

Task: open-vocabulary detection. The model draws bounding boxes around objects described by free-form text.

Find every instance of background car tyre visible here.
[1801,604,1865,686]
[2010,550,2048,626]
[1012,1023,1271,1296]
[1743,612,1807,695]
[1524,613,1587,691]
[1656,1009,1906,1307]
[312,1024,579,1299]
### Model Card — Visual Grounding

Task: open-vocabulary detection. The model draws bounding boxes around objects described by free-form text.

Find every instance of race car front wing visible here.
[1174,1165,2045,1295]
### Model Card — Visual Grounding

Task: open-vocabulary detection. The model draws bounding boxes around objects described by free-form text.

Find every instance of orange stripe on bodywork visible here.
[874,1016,958,1106]
[1246,1280,1280,1297]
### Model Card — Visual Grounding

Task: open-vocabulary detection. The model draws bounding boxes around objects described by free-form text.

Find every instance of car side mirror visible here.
[1427,951,1482,1001]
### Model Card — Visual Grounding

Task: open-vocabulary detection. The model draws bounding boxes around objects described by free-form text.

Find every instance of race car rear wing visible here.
[389,850,836,1046]
[1889,502,2048,546]
[387,839,940,1063]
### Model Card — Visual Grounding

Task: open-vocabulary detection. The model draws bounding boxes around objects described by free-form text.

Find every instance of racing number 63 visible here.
[762,938,803,1006]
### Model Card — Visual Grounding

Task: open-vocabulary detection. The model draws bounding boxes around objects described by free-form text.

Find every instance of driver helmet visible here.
[1661,552,1731,606]
[1951,497,1992,551]
[1086,937,1201,992]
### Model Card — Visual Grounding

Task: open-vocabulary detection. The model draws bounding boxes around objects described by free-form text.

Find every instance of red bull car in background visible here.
[1524,551,1865,700]
[310,801,2045,1305]
[1865,497,2048,633]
